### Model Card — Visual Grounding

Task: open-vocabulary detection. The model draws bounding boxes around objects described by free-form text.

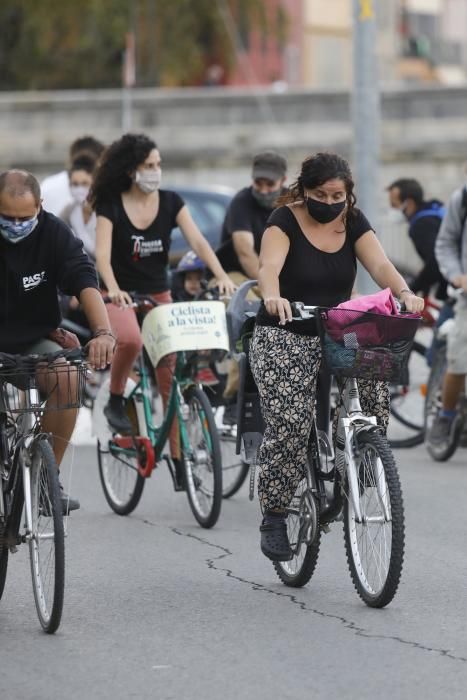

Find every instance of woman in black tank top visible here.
[250,152,424,562]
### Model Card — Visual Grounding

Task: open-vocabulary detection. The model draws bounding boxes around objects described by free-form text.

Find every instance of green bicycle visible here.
[93,295,227,528]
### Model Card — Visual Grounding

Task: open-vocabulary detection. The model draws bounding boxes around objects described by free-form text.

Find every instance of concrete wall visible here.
[1,84,467,270]
[1,84,467,172]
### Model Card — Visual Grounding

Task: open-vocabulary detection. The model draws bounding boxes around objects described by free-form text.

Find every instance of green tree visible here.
[0,0,285,90]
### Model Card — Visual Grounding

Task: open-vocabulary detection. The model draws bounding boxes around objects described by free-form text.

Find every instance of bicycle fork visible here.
[336,379,391,524]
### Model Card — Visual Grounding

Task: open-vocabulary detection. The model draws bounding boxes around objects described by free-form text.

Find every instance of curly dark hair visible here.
[89,133,157,208]
[277,152,357,222]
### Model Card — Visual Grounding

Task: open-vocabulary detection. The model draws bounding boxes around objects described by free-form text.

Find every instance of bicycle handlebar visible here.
[0,347,87,373]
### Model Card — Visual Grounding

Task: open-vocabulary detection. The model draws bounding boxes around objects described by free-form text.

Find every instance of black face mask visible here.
[251,187,281,210]
[306,197,346,224]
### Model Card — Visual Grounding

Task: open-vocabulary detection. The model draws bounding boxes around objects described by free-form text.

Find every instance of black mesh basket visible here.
[319,308,420,383]
[0,361,88,415]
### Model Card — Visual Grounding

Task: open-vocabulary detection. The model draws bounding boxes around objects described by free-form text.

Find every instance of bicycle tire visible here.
[97,397,145,515]
[274,479,321,588]
[29,439,65,633]
[424,345,461,462]
[182,386,222,528]
[219,428,250,498]
[0,546,8,600]
[388,341,427,449]
[344,431,404,608]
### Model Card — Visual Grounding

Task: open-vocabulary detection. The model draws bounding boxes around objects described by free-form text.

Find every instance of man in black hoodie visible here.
[0,170,114,510]
[387,178,447,299]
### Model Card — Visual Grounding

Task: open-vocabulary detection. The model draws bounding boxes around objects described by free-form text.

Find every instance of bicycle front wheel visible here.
[182,386,222,528]
[29,439,65,633]
[388,341,427,449]
[97,397,145,515]
[344,431,404,608]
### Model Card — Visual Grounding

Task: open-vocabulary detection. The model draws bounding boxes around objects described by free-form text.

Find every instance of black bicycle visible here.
[0,348,87,632]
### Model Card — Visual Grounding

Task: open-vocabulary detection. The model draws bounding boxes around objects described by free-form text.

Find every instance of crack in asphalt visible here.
[141,519,467,664]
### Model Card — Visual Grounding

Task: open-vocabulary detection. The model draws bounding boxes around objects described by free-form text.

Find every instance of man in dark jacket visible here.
[0,170,114,510]
[387,178,447,299]
[216,151,287,286]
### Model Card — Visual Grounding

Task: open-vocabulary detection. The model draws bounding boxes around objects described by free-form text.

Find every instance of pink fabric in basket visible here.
[325,289,418,346]
[337,288,398,316]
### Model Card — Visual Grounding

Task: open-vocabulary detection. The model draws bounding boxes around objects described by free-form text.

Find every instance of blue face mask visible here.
[0,214,39,244]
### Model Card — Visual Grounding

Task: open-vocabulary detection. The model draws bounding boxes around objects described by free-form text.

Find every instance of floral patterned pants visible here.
[250,326,389,512]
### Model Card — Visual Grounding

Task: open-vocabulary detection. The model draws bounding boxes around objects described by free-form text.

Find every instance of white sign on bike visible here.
[141,301,230,367]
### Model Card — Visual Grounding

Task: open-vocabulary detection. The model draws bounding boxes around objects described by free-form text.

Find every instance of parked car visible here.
[168,185,234,266]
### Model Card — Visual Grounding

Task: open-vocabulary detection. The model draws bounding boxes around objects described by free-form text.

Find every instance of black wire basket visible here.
[0,361,88,415]
[319,308,420,383]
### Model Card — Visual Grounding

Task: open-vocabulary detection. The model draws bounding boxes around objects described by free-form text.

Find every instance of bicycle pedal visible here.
[320,523,331,534]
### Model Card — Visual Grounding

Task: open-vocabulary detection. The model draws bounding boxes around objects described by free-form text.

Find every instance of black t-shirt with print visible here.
[215,187,274,273]
[256,205,372,335]
[0,209,98,353]
[96,190,185,293]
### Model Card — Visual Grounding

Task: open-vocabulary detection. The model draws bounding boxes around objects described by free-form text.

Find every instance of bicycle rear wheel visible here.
[388,340,427,448]
[219,426,249,498]
[97,397,145,515]
[274,478,321,588]
[344,431,404,608]
[424,344,461,461]
[182,386,222,528]
[29,439,65,633]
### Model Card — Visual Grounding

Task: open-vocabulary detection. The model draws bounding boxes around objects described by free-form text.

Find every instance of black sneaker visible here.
[429,415,455,446]
[260,511,293,561]
[60,483,80,515]
[104,395,132,435]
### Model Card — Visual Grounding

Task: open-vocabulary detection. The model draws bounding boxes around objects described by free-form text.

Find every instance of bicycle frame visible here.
[109,351,206,478]
[287,302,390,527]
[0,386,41,549]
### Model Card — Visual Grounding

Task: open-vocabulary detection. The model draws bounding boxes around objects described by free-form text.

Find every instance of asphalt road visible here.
[2,430,467,700]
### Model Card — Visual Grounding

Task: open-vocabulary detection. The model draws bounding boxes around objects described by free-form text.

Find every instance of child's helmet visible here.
[176,250,206,273]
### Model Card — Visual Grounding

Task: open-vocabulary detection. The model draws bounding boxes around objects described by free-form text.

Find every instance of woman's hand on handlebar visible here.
[108,288,133,308]
[264,296,292,325]
[86,335,115,370]
[214,275,236,298]
[399,290,424,314]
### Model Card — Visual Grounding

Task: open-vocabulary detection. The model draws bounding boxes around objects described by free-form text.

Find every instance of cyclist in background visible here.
[387,178,447,300]
[91,133,235,479]
[215,151,288,419]
[430,180,467,445]
[0,169,114,511]
[60,152,98,261]
[41,136,104,217]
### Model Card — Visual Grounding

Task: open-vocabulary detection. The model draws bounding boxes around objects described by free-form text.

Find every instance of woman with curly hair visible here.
[249,152,424,561]
[91,133,235,481]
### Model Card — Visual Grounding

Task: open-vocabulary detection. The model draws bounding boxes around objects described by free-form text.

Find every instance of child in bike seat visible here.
[171,251,219,387]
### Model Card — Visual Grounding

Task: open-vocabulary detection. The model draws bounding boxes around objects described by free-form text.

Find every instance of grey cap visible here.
[252,151,287,181]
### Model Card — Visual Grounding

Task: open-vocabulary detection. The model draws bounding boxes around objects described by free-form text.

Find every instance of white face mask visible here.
[70,184,90,205]
[134,168,162,193]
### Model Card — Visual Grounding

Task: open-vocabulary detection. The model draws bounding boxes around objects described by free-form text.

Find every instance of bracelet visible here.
[398,288,414,297]
[91,328,116,341]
